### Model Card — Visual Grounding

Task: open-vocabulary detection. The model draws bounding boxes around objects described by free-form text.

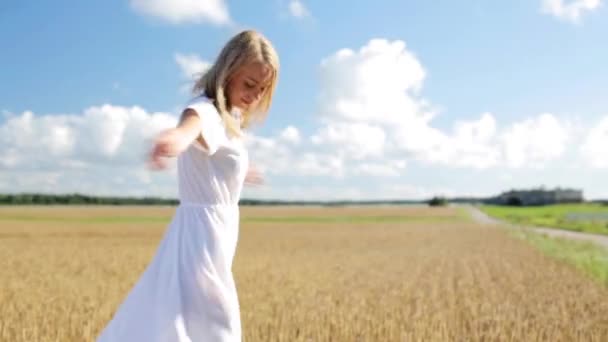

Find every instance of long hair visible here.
[192,30,279,138]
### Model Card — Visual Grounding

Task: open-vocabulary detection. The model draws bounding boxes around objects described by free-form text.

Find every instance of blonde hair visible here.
[192,30,279,138]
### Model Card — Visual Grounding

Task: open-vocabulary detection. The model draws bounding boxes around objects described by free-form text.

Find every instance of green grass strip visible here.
[480,204,608,236]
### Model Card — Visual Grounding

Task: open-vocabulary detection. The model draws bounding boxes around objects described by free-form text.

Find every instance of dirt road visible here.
[464,205,608,250]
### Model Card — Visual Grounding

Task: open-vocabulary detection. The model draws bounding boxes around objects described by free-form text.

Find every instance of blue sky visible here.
[1,0,607,200]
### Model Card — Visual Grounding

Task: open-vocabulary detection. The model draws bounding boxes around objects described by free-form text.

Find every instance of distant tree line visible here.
[0,193,431,206]
[0,193,178,205]
[2,192,602,207]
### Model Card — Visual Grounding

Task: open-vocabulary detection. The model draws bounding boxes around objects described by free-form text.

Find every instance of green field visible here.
[481,203,608,236]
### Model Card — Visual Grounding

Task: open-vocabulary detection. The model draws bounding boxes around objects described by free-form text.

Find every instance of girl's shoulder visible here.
[185,94,216,111]
[184,95,221,122]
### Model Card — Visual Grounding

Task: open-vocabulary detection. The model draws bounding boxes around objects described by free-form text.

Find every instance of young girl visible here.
[97,30,279,342]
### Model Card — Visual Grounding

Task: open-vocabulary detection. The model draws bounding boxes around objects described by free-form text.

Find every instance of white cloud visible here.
[541,0,602,22]
[130,0,230,25]
[501,113,571,168]
[288,0,310,18]
[175,53,212,80]
[313,38,572,171]
[245,132,345,178]
[2,36,598,201]
[0,106,178,196]
[279,125,301,144]
[392,113,501,169]
[246,125,410,183]
[311,122,386,160]
[318,39,427,125]
[580,115,608,168]
[353,161,406,178]
[294,153,345,177]
[240,37,574,191]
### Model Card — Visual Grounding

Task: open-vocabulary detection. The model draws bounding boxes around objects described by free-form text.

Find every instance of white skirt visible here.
[96,204,242,342]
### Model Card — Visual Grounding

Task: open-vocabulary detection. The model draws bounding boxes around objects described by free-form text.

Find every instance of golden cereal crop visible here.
[1,205,607,341]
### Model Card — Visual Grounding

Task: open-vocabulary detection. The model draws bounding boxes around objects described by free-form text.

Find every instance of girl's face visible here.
[226,61,273,113]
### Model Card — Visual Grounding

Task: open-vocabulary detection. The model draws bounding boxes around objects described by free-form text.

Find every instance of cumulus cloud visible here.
[130,0,230,25]
[311,122,386,160]
[353,161,407,178]
[500,113,572,168]
[311,38,572,171]
[318,39,427,125]
[0,37,592,201]
[580,115,608,168]
[242,37,577,201]
[245,132,345,178]
[541,0,602,23]
[0,107,178,196]
[279,125,301,144]
[391,113,501,169]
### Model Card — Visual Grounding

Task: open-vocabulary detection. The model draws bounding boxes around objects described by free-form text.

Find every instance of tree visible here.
[428,196,448,207]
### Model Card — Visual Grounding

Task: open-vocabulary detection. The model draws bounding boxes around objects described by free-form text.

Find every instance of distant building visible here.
[486,187,584,206]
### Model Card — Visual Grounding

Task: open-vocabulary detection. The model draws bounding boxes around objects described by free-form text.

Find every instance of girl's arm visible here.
[148,109,203,170]
[244,163,264,186]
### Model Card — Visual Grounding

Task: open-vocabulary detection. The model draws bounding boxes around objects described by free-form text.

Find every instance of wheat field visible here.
[1,205,607,341]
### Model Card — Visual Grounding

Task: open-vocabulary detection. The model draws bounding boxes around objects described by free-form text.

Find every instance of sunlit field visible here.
[1,205,608,341]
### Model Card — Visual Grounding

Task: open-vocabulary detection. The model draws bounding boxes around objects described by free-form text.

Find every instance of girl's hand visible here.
[244,164,264,186]
[148,128,192,170]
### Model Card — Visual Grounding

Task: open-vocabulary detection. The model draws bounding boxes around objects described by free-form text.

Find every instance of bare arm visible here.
[150,108,266,186]
[148,109,206,170]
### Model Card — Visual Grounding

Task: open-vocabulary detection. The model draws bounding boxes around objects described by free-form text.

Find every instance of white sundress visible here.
[97,95,249,342]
